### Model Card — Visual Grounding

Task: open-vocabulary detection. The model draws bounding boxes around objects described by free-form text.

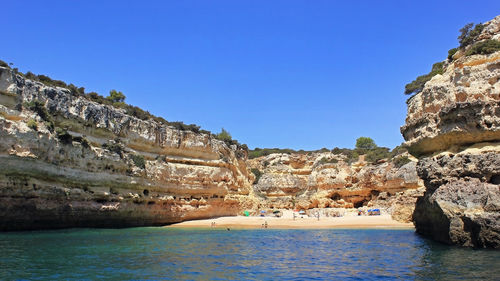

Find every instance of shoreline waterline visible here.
[167,214,414,229]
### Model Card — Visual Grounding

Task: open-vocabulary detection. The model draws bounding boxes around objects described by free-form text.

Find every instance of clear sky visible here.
[2,1,499,150]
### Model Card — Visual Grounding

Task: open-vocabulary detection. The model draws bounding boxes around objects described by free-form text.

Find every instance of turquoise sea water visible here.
[0,228,498,280]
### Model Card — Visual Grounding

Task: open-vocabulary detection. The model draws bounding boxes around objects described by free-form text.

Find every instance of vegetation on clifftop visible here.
[249,137,409,166]
[248,147,330,159]
[404,62,445,95]
[0,61,247,150]
[465,40,500,56]
[405,22,500,96]
[458,23,484,48]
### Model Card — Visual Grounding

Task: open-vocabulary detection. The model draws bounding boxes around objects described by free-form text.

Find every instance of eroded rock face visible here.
[0,66,252,230]
[403,16,500,248]
[412,148,500,248]
[401,17,500,157]
[247,152,423,222]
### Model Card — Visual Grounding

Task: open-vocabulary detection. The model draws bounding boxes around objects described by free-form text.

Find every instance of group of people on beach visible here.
[293,211,321,220]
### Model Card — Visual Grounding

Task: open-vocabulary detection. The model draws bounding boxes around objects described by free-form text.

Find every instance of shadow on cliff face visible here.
[413,193,452,245]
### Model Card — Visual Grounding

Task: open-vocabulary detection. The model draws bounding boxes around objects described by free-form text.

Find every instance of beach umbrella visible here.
[298,210,306,214]
[273,210,280,213]
[260,210,266,213]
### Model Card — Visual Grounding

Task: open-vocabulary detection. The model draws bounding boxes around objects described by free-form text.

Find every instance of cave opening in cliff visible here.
[370,190,380,199]
[330,193,341,200]
[489,175,500,184]
[353,200,367,208]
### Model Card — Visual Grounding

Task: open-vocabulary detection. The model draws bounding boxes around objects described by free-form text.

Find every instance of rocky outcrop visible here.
[0,66,253,230]
[401,17,500,157]
[247,152,423,222]
[403,16,500,248]
[412,148,500,247]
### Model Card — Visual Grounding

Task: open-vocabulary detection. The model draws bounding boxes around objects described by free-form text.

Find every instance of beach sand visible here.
[166,214,414,229]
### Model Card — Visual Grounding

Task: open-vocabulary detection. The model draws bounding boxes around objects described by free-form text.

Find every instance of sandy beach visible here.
[167,213,414,229]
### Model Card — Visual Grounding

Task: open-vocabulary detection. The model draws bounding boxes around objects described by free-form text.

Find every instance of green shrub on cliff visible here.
[215,128,232,142]
[67,84,85,96]
[331,147,351,155]
[364,147,390,164]
[87,92,111,105]
[37,74,67,88]
[465,39,500,56]
[24,100,53,123]
[447,48,458,60]
[251,168,262,184]
[458,23,484,48]
[125,105,151,121]
[213,128,246,148]
[355,137,377,151]
[404,62,445,95]
[27,119,38,131]
[341,150,358,164]
[393,156,411,168]
[107,89,126,103]
[22,71,76,91]
[131,154,146,169]
[169,121,201,133]
[389,145,408,158]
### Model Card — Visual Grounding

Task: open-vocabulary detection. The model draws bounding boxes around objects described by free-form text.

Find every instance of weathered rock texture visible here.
[0,66,253,230]
[403,16,500,248]
[247,152,423,222]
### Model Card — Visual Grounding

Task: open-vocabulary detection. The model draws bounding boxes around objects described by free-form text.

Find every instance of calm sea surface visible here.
[0,227,498,280]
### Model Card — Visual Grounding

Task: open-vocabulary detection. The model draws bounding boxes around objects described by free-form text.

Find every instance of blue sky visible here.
[2,1,499,149]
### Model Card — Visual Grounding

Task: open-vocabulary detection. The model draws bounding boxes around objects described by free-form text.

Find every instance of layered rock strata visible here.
[0,66,252,230]
[402,16,500,248]
[247,152,423,222]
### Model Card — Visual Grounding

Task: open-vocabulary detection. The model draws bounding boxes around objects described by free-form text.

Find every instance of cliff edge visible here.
[402,16,500,248]
[0,66,253,230]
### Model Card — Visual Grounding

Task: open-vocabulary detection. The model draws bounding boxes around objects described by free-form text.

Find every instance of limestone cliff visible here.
[402,16,500,248]
[0,66,253,230]
[247,152,423,222]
